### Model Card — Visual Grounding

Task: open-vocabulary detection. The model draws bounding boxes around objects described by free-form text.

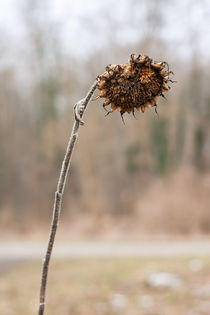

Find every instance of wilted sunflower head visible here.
[96,54,174,122]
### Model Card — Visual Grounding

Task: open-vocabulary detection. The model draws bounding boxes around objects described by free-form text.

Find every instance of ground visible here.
[1,256,210,315]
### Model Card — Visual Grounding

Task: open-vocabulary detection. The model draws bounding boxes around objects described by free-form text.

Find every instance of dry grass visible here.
[1,256,210,314]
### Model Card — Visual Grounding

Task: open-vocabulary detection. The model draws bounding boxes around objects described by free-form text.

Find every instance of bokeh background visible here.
[2,1,210,315]
[1,0,210,238]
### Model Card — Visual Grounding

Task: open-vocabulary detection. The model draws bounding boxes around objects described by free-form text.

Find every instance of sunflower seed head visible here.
[96,54,174,119]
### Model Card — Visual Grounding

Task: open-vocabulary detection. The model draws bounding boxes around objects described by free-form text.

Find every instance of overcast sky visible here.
[0,0,209,63]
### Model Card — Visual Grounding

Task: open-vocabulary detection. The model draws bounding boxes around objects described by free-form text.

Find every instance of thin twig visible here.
[38,80,98,315]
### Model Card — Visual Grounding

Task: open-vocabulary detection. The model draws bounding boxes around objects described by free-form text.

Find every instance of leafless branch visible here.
[38,80,98,315]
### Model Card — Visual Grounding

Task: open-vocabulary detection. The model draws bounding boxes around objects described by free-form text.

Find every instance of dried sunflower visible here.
[96,54,174,122]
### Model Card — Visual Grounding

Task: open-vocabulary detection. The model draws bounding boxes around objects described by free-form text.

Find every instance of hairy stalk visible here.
[38,81,98,315]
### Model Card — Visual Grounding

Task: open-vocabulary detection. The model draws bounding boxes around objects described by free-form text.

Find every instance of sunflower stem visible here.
[38,80,98,315]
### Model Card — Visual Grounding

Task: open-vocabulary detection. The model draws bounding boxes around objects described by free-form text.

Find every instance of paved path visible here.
[0,240,210,263]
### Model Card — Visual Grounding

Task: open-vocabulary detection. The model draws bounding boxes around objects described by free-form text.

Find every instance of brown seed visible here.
[111,103,117,110]
[104,98,111,105]
[162,84,170,91]
[97,80,106,89]
[139,56,147,64]
[152,62,164,69]
[160,71,169,77]
[99,90,107,97]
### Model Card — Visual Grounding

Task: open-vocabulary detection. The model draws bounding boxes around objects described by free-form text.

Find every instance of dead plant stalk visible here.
[38,81,98,315]
[38,54,173,315]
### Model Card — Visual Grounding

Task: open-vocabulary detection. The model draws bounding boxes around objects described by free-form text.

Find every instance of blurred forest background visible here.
[1,0,210,238]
